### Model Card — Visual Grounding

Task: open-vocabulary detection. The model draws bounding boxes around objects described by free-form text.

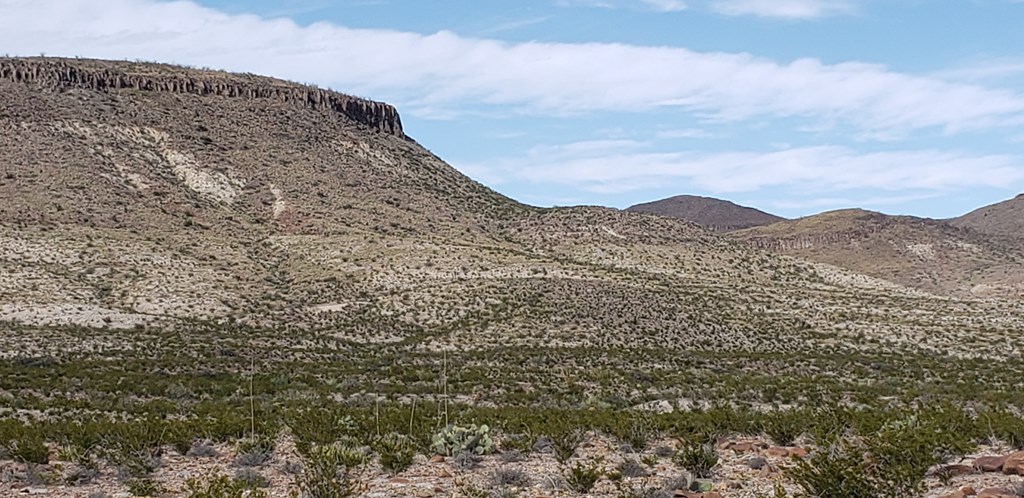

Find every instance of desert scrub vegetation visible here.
[783,411,975,498]
[0,397,1018,496]
[186,473,269,498]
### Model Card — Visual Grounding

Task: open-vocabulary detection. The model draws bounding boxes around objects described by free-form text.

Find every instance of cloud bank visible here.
[1,0,1022,137]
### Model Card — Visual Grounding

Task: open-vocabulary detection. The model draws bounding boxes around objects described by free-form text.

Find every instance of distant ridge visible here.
[950,193,1024,242]
[732,208,1024,298]
[626,194,785,232]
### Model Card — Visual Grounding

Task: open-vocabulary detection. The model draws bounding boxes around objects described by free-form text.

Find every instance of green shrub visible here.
[761,410,806,446]
[296,449,356,498]
[308,442,368,470]
[127,478,164,497]
[234,436,274,467]
[673,443,718,478]
[11,434,49,464]
[431,424,494,456]
[550,428,584,464]
[565,460,602,493]
[233,468,269,488]
[187,474,269,498]
[489,466,532,488]
[616,458,649,478]
[375,433,415,474]
[789,412,972,498]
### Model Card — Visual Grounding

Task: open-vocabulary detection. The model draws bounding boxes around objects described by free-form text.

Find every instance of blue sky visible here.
[2,0,1024,218]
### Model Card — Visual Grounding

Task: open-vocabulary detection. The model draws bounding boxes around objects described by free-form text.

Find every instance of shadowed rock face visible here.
[0,57,403,137]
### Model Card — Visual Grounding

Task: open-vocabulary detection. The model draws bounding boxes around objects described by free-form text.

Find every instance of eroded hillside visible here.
[1,57,1023,410]
[732,209,1024,299]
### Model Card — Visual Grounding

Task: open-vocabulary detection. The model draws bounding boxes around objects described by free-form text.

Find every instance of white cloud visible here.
[1,0,1022,138]
[465,141,1024,195]
[641,0,688,11]
[766,192,943,211]
[655,128,718,139]
[711,0,856,19]
[556,0,686,11]
[934,59,1024,83]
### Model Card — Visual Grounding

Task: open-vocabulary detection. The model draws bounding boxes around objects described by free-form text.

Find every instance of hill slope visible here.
[1,57,1023,417]
[733,208,1024,298]
[626,194,784,231]
[950,193,1024,242]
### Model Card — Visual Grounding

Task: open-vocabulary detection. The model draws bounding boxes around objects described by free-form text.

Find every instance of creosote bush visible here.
[789,411,974,498]
[234,436,274,467]
[375,433,415,474]
[186,474,269,498]
[673,443,718,479]
[490,466,532,488]
[565,460,603,493]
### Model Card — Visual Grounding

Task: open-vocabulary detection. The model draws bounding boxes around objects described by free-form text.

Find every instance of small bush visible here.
[616,483,672,498]
[452,450,482,471]
[234,437,274,467]
[187,474,269,498]
[531,436,554,454]
[500,449,526,462]
[500,433,533,453]
[11,435,49,464]
[127,478,164,497]
[661,473,694,491]
[616,416,656,452]
[673,443,718,478]
[490,466,532,488]
[23,464,57,486]
[789,413,971,498]
[282,460,304,475]
[233,468,269,488]
[375,433,415,474]
[565,460,602,493]
[309,442,368,470]
[65,463,101,485]
[616,458,649,478]
[115,454,162,479]
[653,445,674,458]
[295,450,356,498]
[186,442,219,458]
[550,429,584,464]
[761,411,806,447]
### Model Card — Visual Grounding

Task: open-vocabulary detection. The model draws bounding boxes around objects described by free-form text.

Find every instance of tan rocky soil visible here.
[3,435,1023,498]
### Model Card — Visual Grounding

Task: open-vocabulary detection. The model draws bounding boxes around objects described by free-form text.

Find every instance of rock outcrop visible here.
[0,57,403,137]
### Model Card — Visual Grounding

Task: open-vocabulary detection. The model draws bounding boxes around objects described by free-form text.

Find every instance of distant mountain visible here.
[626,195,785,232]
[950,194,1024,242]
[732,208,1024,298]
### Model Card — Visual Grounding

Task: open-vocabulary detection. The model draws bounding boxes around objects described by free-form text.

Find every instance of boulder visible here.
[934,464,974,477]
[746,456,768,469]
[978,488,1016,498]
[1001,450,1024,475]
[973,455,1007,473]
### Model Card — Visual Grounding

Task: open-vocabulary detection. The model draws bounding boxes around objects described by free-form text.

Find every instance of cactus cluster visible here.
[431,424,495,456]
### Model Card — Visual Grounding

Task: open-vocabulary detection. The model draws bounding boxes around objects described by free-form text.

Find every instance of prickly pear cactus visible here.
[431,424,495,456]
